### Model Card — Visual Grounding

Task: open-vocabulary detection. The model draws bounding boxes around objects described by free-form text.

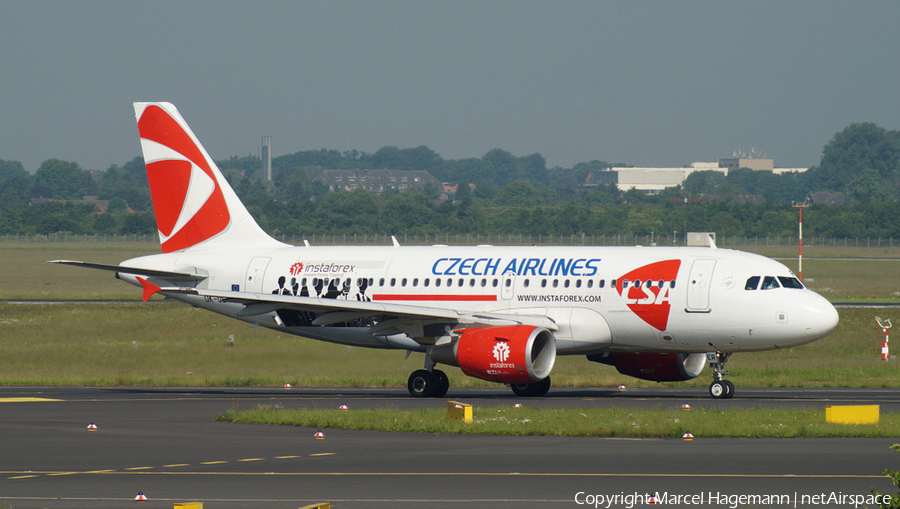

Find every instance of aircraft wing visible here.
[48,260,208,281]
[160,286,558,335]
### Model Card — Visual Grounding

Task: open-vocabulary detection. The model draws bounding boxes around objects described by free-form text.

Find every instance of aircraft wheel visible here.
[408,369,437,398]
[723,380,735,399]
[433,369,450,398]
[510,376,551,397]
[709,380,728,399]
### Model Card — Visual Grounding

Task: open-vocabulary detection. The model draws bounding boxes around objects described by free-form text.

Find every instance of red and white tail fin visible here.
[134,102,285,253]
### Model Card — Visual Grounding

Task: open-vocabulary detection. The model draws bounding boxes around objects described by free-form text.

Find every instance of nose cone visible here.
[803,292,839,340]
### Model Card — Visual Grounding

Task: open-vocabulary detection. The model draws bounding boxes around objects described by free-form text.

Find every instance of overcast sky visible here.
[2,1,899,173]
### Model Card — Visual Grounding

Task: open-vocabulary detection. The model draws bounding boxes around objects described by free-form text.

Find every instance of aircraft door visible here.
[686,259,716,312]
[501,273,516,300]
[245,257,271,294]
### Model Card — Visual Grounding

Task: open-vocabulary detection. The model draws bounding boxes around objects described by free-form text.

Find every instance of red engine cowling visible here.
[607,352,706,382]
[432,325,557,384]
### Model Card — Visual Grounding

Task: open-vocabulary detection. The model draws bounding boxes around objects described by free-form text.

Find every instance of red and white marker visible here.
[682,431,694,440]
[648,492,661,504]
[134,491,147,502]
[314,429,325,439]
[681,403,691,410]
[618,384,626,391]
[339,404,348,411]
[284,383,292,389]
[513,402,522,408]
[87,422,98,430]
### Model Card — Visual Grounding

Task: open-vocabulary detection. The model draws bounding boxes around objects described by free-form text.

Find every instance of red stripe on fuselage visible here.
[372,294,497,302]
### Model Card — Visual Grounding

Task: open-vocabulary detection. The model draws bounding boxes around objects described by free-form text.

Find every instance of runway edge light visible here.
[682,431,694,440]
[87,421,97,430]
[315,429,325,439]
[134,491,147,502]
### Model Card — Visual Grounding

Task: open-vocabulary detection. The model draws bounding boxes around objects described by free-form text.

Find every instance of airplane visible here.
[51,102,840,399]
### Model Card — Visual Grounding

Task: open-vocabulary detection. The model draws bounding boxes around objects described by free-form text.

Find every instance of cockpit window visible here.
[761,276,780,290]
[778,276,804,289]
[745,276,760,290]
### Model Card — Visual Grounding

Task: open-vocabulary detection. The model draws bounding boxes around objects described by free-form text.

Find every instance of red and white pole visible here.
[792,200,810,281]
[877,316,892,361]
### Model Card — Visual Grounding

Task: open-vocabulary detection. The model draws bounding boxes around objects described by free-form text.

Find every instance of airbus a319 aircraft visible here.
[53,103,839,399]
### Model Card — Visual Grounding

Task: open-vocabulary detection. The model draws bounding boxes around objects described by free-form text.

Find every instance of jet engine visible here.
[431,325,557,384]
[588,352,706,382]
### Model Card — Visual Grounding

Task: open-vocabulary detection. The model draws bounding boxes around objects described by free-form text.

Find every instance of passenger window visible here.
[369,278,374,286]
[424,278,429,287]
[565,280,571,288]
[761,276,780,290]
[575,280,581,288]
[458,278,464,287]
[745,276,760,290]
[481,278,487,287]
[390,278,396,287]
[611,279,617,288]
[588,280,595,288]
[669,280,676,289]
[379,278,385,286]
[301,278,307,286]
[446,278,453,287]
[401,278,408,287]
[552,279,559,288]
[524,279,530,288]
[412,278,418,287]
[622,280,629,288]
[658,279,664,288]
[435,278,441,287]
[634,279,640,288]
[541,279,547,288]
[469,278,475,287]
[778,276,804,289]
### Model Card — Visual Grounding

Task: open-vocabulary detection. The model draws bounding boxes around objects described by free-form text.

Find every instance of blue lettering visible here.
[502,259,518,275]
[571,258,586,276]
[445,258,461,275]
[554,258,574,276]
[485,258,500,276]
[459,258,474,275]
[585,258,601,277]
[432,258,448,275]
[523,258,540,276]
[471,258,487,276]
[537,258,550,276]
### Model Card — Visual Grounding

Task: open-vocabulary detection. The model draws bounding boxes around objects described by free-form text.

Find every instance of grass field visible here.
[217,405,900,438]
[1,243,899,388]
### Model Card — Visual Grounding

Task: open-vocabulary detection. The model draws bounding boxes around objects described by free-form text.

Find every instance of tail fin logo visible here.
[136,104,230,253]
[617,259,681,331]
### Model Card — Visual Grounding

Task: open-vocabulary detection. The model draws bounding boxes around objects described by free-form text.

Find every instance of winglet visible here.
[392,236,401,248]
[136,277,162,302]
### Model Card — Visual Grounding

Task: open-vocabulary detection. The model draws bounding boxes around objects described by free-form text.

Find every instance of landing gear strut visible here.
[407,350,450,398]
[707,352,734,399]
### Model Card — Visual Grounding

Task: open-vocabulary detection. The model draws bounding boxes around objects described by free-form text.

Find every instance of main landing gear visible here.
[707,351,734,399]
[407,369,449,398]
[510,377,552,397]
[407,351,449,398]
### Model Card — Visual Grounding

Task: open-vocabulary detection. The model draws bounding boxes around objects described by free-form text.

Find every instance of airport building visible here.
[585,157,808,193]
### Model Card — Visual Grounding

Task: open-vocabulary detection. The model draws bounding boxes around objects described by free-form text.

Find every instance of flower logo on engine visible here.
[492,342,510,362]
[289,262,304,275]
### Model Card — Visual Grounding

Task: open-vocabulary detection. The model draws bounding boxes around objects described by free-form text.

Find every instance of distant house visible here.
[313,169,441,193]
[806,191,845,206]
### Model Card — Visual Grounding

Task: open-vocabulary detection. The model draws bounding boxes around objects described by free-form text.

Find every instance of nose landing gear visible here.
[707,352,734,399]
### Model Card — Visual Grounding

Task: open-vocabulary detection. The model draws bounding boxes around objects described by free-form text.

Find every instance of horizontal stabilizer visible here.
[47,260,208,281]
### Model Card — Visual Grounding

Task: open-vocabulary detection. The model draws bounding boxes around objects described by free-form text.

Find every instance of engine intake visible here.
[432,325,557,384]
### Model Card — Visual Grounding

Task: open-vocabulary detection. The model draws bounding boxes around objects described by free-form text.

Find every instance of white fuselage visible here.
[119,243,839,356]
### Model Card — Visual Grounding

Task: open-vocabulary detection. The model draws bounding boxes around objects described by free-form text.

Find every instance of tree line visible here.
[1,122,899,240]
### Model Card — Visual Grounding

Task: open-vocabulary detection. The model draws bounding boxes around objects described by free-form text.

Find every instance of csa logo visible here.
[617,259,681,331]
[289,262,304,276]
[493,342,511,362]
